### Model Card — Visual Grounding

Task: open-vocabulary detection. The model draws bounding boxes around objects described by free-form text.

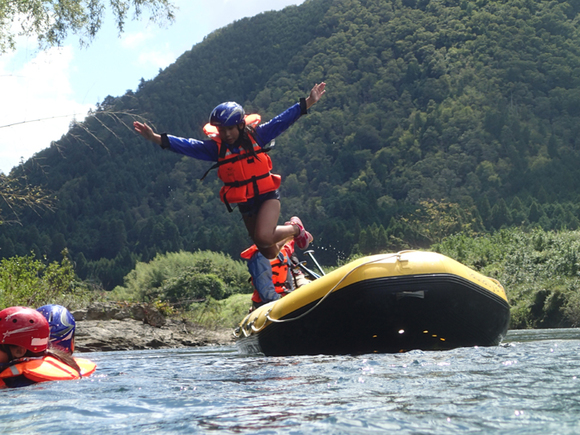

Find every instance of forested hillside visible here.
[2,0,580,289]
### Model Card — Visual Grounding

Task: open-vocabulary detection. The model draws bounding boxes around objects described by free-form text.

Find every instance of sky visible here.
[0,0,306,175]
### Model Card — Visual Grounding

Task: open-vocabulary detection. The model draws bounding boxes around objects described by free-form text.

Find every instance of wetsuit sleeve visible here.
[162,134,219,162]
[252,102,306,147]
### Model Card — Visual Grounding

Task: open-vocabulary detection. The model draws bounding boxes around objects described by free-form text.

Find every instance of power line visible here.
[0,113,83,129]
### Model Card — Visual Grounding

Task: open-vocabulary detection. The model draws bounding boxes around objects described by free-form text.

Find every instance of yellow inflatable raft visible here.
[234,251,510,356]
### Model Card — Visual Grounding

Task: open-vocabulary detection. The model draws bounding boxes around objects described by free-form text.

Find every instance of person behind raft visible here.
[242,239,310,310]
[0,306,83,388]
[133,83,326,264]
[37,304,97,377]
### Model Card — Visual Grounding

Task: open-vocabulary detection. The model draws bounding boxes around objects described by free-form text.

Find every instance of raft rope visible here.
[256,250,417,330]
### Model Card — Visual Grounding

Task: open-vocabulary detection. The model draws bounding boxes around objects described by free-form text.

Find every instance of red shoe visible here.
[286,216,313,250]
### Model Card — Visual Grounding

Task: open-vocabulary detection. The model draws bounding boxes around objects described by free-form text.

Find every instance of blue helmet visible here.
[37,304,76,353]
[209,102,245,127]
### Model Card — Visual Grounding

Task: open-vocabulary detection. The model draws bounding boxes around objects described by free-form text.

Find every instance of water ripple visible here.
[1,334,580,433]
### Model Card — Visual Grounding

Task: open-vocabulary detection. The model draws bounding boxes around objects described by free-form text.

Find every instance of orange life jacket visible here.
[241,242,294,304]
[0,356,82,388]
[75,357,97,377]
[203,114,281,210]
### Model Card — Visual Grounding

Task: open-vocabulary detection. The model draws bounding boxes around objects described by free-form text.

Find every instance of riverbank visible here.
[72,302,235,352]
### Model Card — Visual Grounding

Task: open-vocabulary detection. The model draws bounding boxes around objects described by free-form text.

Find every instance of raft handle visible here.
[396,250,416,263]
[251,308,272,333]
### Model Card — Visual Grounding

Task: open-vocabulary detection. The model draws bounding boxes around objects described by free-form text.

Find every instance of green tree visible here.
[7,0,580,286]
[528,201,546,224]
[0,0,175,53]
[111,250,252,303]
[489,198,513,229]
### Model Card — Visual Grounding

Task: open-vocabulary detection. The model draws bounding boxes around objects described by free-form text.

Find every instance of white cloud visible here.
[137,47,177,69]
[0,45,93,175]
[0,0,307,175]
[121,31,153,49]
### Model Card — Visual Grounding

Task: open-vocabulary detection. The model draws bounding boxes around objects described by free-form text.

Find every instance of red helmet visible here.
[0,307,50,353]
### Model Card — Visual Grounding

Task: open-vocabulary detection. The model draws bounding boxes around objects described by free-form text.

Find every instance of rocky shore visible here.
[71,303,235,352]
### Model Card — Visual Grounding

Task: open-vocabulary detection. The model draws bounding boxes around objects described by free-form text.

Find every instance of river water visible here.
[1,329,580,434]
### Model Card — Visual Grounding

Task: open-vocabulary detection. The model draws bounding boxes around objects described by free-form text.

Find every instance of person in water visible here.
[242,238,310,310]
[37,304,76,354]
[0,306,83,388]
[133,82,326,262]
[37,304,98,377]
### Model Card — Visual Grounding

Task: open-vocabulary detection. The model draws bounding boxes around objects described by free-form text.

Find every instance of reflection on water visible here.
[1,329,580,434]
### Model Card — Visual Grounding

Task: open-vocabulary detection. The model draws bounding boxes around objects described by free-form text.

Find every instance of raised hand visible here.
[133,121,161,145]
[306,82,326,109]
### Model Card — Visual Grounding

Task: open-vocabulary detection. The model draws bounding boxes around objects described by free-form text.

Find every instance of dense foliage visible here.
[0,250,100,309]
[106,227,580,329]
[434,228,580,328]
[109,250,253,307]
[4,228,580,329]
[2,0,580,294]
[174,294,252,329]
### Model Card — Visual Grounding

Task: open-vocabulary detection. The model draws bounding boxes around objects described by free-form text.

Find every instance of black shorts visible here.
[238,190,281,217]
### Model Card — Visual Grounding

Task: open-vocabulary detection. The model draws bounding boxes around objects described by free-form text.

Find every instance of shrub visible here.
[162,271,226,304]
[186,294,253,329]
[0,250,98,309]
[110,250,253,307]
[433,228,580,328]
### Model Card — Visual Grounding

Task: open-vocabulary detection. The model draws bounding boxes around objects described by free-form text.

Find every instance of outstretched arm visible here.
[253,82,327,145]
[134,121,162,146]
[134,121,219,161]
[305,82,326,110]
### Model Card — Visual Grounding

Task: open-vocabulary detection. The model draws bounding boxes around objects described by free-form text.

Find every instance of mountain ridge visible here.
[3,0,580,289]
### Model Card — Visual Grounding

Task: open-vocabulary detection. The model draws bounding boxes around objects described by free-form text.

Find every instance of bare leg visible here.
[242,199,298,259]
